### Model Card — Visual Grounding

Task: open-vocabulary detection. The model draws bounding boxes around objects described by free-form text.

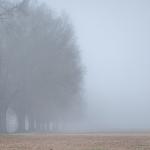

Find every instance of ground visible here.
[0,133,150,150]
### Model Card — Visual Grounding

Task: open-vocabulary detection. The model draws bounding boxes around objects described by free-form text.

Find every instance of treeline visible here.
[0,0,83,133]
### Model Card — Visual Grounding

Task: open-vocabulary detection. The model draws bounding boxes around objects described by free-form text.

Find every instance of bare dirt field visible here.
[0,133,150,150]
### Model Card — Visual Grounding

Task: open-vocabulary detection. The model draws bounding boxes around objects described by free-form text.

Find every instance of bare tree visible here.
[0,1,83,133]
[0,0,29,20]
[0,0,31,133]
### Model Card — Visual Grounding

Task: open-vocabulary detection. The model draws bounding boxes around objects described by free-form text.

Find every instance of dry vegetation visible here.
[0,133,150,150]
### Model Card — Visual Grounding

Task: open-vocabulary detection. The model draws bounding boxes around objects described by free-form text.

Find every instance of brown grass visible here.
[0,133,150,150]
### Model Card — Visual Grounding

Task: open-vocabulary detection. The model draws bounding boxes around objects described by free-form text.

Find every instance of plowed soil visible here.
[0,133,150,150]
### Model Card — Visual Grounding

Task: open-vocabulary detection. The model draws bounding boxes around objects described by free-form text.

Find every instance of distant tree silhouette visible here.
[0,0,83,133]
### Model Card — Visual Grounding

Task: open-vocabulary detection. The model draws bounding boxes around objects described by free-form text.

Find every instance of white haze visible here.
[43,0,150,131]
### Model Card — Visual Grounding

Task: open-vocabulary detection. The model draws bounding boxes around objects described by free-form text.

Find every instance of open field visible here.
[0,133,150,150]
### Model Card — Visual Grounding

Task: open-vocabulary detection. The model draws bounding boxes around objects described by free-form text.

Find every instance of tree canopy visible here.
[0,0,84,133]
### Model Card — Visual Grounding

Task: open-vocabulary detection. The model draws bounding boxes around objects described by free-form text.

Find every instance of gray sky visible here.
[44,0,150,130]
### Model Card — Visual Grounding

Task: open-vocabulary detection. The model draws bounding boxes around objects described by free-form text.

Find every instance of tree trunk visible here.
[0,107,7,133]
[28,116,34,132]
[17,112,25,133]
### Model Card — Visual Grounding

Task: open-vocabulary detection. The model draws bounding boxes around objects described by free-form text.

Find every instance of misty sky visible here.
[43,0,150,130]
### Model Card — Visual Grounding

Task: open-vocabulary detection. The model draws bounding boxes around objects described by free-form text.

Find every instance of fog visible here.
[44,0,150,131]
[0,0,150,133]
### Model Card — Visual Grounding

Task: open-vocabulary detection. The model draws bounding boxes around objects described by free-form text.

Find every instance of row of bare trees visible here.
[0,0,83,133]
